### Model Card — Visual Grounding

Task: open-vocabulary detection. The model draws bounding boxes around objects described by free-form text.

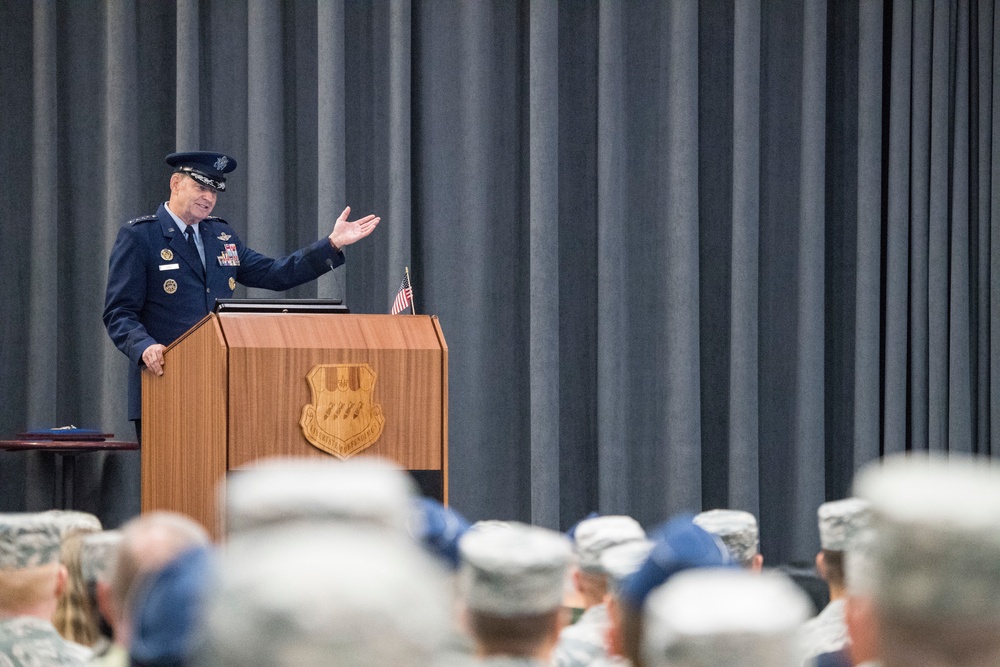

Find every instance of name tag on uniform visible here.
[159,263,180,271]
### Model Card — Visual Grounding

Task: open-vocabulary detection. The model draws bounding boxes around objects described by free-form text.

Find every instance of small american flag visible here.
[391,272,413,315]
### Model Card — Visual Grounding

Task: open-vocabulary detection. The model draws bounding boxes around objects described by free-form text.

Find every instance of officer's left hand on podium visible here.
[142,343,167,376]
[328,206,380,251]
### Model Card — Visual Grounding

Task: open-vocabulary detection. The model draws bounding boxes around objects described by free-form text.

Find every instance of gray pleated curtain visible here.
[0,0,995,565]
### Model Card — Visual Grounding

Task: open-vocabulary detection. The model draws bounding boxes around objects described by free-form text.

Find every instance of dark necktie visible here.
[184,227,205,277]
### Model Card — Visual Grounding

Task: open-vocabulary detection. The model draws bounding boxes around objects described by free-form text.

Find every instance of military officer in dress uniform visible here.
[103,151,380,436]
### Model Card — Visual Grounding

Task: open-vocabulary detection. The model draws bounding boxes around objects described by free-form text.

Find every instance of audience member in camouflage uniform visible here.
[458,521,572,666]
[0,513,92,666]
[692,509,762,571]
[851,454,1000,667]
[800,498,871,663]
[553,515,645,667]
[589,539,654,666]
[76,531,123,665]
[641,568,812,667]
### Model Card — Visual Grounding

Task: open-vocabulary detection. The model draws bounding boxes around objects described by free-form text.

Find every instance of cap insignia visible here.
[214,156,229,171]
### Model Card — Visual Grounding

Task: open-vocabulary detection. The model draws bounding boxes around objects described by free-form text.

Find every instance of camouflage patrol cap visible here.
[0,513,64,569]
[818,498,871,551]
[642,569,813,667]
[41,510,102,538]
[225,456,416,535]
[198,524,450,667]
[459,521,572,617]
[573,515,646,573]
[853,453,1000,621]
[601,539,655,590]
[468,520,515,533]
[79,530,123,583]
[693,509,759,566]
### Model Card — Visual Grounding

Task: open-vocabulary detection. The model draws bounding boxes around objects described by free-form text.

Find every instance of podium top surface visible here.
[217,313,446,351]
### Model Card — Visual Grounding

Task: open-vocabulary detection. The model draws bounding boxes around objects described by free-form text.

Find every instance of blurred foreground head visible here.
[224,456,416,535]
[111,511,211,657]
[195,524,451,667]
[853,454,1000,667]
[642,568,812,667]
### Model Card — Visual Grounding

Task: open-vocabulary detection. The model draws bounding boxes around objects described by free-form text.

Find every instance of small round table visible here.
[0,439,139,509]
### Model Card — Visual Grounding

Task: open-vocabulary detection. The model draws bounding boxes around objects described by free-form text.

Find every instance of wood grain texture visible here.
[141,314,228,537]
[431,316,450,504]
[221,314,446,471]
[141,313,450,532]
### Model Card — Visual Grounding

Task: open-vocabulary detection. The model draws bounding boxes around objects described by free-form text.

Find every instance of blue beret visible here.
[412,498,470,570]
[166,151,237,192]
[618,513,733,610]
[130,545,215,666]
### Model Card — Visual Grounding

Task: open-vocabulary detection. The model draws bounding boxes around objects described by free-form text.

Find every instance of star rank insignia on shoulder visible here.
[128,214,157,225]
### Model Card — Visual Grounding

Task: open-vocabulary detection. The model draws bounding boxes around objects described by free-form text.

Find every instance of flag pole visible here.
[405,266,416,314]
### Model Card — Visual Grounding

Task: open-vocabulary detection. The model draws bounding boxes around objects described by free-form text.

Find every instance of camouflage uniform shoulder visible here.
[553,604,609,667]
[127,214,158,226]
[0,616,91,666]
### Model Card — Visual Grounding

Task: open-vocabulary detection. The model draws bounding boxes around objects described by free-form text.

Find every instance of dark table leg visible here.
[51,454,64,508]
[60,453,77,510]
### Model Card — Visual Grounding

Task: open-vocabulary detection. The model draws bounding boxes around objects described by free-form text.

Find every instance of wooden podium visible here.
[141,312,447,535]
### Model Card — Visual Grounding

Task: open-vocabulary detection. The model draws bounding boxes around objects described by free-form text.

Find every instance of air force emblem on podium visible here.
[300,364,385,459]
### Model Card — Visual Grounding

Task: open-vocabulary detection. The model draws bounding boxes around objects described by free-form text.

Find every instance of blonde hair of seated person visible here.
[53,532,101,646]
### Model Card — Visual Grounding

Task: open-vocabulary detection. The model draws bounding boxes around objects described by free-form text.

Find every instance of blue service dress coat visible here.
[103,203,345,420]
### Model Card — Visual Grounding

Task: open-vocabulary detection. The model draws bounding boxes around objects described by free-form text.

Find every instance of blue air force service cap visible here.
[619,514,733,610]
[166,151,237,192]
